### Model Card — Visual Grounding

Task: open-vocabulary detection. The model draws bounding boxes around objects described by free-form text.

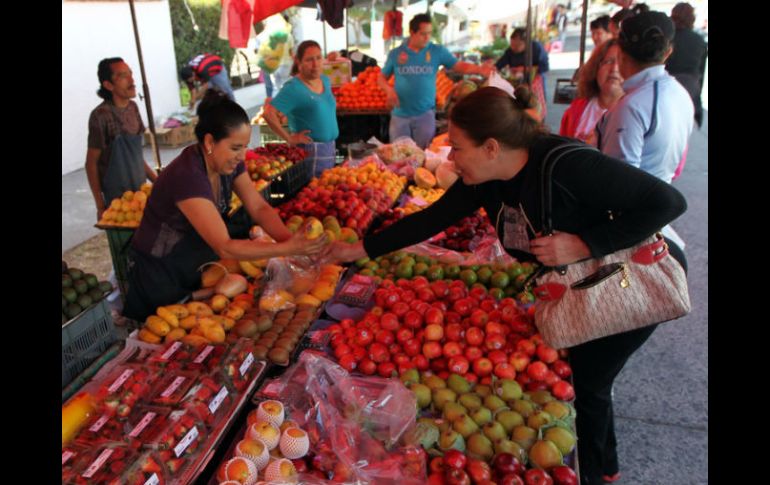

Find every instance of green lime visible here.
[490,271,511,289]
[427,265,445,281]
[460,269,479,287]
[476,266,493,284]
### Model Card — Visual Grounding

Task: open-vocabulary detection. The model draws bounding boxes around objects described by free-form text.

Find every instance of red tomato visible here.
[452,298,474,317]
[404,338,421,357]
[380,312,400,331]
[369,343,390,363]
[375,329,395,345]
[392,302,410,317]
[355,328,374,347]
[338,354,357,372]
[334,344,352,359]
[359,358,377,375]
[403,311,423,329]
[417,288,436,303]
[400,290,416,304]
[424,307,445,326]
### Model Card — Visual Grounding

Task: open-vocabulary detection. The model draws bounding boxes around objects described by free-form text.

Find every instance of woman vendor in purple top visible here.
[123,90,328,321]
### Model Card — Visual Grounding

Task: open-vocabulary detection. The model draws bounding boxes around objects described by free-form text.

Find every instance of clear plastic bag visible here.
[255,352,426,484]
[375,136,426,167]
[399,236,516,266]
[259,256,319,313]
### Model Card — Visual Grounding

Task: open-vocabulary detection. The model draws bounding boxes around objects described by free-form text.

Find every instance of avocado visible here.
[88,288,104,302]
[84,273,98,289]
[62,287,78,303]
[62,296,68,310]
[77,294,93,309]
[73,279,89,295]
[65,303,83,319]
[62,260,68,274]
[67,268,83,280]
[62,274,73,289]
[98,281,114,294]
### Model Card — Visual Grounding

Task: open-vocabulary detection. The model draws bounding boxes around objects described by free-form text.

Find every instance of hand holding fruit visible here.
[324,241,366,264]
[529,231,591,267]
[288,130,312,146]
[285,221,329,256]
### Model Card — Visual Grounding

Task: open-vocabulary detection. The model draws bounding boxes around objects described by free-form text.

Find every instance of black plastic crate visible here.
[267,158,313,204]
[62,299,118,388]
[105,227,134,298]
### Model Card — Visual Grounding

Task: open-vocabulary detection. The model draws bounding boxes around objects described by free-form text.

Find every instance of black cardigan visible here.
[364,135,687,262]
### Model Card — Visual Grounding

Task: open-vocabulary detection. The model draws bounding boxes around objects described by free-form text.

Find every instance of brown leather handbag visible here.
[530,144,691,349]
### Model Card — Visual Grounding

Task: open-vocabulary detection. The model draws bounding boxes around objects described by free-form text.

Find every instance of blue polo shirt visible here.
[383,41,458,118]
[270,74,339,142]
[596,65,693,183]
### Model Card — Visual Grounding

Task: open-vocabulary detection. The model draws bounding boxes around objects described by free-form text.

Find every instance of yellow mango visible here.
[223,305,245,321]
[179,315,199,330]
[165,328,187,343]
[186,301,213,316]
[165,304,190,319]
[203,325,226,343]
[156,307,179,328]
[211,315,236,331]
[145,317,171,337]
[181,334,209,346]
[138,328,162,344]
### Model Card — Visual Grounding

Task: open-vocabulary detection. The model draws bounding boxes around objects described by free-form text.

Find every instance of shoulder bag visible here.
[529,144,691,349]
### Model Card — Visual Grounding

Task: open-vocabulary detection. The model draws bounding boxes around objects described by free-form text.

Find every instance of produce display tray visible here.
[266,157,313,204]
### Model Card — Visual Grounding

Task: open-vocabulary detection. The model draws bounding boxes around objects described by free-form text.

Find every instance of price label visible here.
[239,353,255,376]
[160,341,183,361]
[144,473,159,485]
[82,448,114,478]
[108,369,135,393]
[209,386,229,414]
[88,414,110,433]
[161,376,187,398]
[62,450,75,465]
[174,426,199,458]
[129,411,157,438]
[193,345,214,364]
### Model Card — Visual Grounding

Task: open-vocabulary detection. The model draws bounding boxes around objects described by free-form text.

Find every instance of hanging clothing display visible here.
[318,0,352,29]
[383,9,404,40]
[252,0,304,24]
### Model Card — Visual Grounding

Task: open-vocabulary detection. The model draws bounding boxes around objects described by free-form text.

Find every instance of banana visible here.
[138,328,162,344]
[185,301,214,316]
[145,316,171,336]
[165,304,190,319]
[156,307,179,328]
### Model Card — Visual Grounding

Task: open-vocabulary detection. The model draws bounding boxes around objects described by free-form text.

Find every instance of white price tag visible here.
[193,345,214,364]
[174,426,199,458]
[107,369,135,393]
[160,341,183,361]
[239,353,255,376]
[144,473,160,485]
[208,386,229,414]
[62,450,75,466]
[89,414,110,433]
[161,376,187,398]
[82,448,114,478]
[129,411,157,438]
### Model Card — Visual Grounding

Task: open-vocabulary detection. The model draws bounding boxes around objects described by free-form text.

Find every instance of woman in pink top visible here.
[560,39,624,145]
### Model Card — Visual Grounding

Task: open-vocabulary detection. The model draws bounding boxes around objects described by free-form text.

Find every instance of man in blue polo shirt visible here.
[378,13,493,149]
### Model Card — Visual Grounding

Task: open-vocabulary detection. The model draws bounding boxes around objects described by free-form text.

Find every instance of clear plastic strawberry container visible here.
[124,405,175,449]
[62,441,139,485]
[150,409,208,479]
[119,450,170,485]
[220,338,259,393]
[180,372,236,431]
[95,364,162,419]
[184,343,229,373]
[73,409,128,447]
[62,442,90,484]
[146,370,198,407]
[147,341,196,370]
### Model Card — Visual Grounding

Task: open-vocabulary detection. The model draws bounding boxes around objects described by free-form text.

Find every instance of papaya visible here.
[415,167,437,189]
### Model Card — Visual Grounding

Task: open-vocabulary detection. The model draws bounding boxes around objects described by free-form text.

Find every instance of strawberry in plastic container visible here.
[124,405,174,449]
[147,341,194,370]
[73,410,126,447]
[121,451,169,485]
[66,442,138,485]
[185,343,228,373]
[62,442,89,484]
[96,364,160,419]
[153,410,207,477]
[221,339,259,393]
[181,373,234,431]
[148,370,197,407]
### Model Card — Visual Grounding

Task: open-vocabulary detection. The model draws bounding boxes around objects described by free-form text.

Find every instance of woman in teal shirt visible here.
[263,40,339,177]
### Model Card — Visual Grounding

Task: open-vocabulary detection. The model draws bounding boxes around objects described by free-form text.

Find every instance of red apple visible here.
[485,333,506,351]
[425,324,445,341]
[403,311,423,329]
[465,458,492,483]
[527,361,549,381]
[550,466,578,485]
[536,344,559,364]
[413,355,429,371]
[465,327,485,347]
[425,307,445,326]
[396,328,414,344]
[494,362,517,379]
[442,449,466,470]
[469,309,489,327]
[472,357,494,377]
[430,457,445,474]
[445,468,471,485]
[423,341,443,360]
[380,312,400,331]
[551,360,572,379]
[552,381,576,401]
[524,469,554,485]
[404,338,422,357]
[445,323,465,342]
[516,339,537,356]
[500,474,526,485]
[492,453,526,476]
[442,342,463,358]
[448,356,470,375]
[509,351,531,372]
[487,350,508,365]
[464,346,484,361]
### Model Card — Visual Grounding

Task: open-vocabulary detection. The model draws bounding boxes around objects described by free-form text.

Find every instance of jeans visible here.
[389,110,435,149]
[297,141,337,177]
[263,70,274,98]
[209,69,235,102]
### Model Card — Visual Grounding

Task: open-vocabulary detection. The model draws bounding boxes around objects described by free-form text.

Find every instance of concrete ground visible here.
[61,25,707,484]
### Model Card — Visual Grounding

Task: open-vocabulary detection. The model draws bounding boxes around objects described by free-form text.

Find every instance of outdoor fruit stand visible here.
[63,128,582,485]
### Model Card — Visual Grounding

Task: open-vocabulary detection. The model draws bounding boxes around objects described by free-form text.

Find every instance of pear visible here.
[512,425,537,451]
[436,419,452,433]
[433,388,458,411]
[474,385,493,398]
[470,407,493,426]
[447,374,472,394]
[511,399,538,418]
[527,411,554,431]
[543,401,574,422]
[452,414,480,438]
[417,417,439,428]
[544,426,577,455]
[527,390,555,406]
[423,374,447,391]
[458,393,483,411]
[482,421,507,442]
[529,440,563,469]
[495,439,528,463]
[443,402,468,422]
[495,410,525,433]
[401,368,421,387]
[466,432,495,461]
[484,394,507,413]
[410,383,432,409]
[438,428,466,452]
[403,421,440,450]
[494,379,523,401]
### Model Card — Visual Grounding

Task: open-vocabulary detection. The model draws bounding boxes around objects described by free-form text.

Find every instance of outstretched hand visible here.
[529,231,591,267]
[285,229,329,256]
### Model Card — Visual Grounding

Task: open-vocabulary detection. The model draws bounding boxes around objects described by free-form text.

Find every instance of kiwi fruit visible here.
[268,348,290,365]
[252,345,269,359]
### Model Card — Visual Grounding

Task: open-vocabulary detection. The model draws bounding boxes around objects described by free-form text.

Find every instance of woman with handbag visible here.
[327,86,688,485]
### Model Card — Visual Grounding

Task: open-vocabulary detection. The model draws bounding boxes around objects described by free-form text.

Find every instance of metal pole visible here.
[525,0,532,72]
[579,0,589,68]
[128,0,162,173]
[323,16,328,56]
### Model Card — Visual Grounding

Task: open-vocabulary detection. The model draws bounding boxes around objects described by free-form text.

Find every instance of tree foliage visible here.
[169,0,235,76]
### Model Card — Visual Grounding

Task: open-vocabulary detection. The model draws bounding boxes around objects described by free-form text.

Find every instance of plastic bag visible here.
[344,152,387,169]
[255,352,426,484]
[258,256,319,313]
[398,236,516,266]
[375,136,426,167]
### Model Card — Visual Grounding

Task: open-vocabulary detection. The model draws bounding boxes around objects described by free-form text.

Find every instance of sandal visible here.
[602,472,622,483]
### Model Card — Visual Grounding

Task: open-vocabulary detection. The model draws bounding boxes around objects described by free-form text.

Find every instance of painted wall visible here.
[62,1,182,175]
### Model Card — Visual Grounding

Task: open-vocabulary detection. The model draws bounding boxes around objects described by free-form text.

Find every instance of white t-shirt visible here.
[574,97,607,146]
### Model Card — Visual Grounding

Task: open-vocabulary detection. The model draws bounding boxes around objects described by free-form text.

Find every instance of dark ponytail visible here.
[449,86,545,150]
[195,90,249,143]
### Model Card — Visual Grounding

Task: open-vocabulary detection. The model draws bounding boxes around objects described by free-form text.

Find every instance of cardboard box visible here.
[322,59,353,87]
[144,117,198,147]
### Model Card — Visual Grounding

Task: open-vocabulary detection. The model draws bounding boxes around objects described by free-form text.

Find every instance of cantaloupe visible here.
[435,162,459,189]
[414,167,437,189]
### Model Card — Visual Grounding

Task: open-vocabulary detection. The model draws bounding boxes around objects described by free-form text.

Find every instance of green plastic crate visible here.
[62,299,117,388]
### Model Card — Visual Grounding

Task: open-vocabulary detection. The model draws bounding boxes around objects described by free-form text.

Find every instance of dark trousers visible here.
[571,238,686,485]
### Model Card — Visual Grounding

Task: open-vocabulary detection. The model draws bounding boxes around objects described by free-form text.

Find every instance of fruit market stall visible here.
[64,133,583,485]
